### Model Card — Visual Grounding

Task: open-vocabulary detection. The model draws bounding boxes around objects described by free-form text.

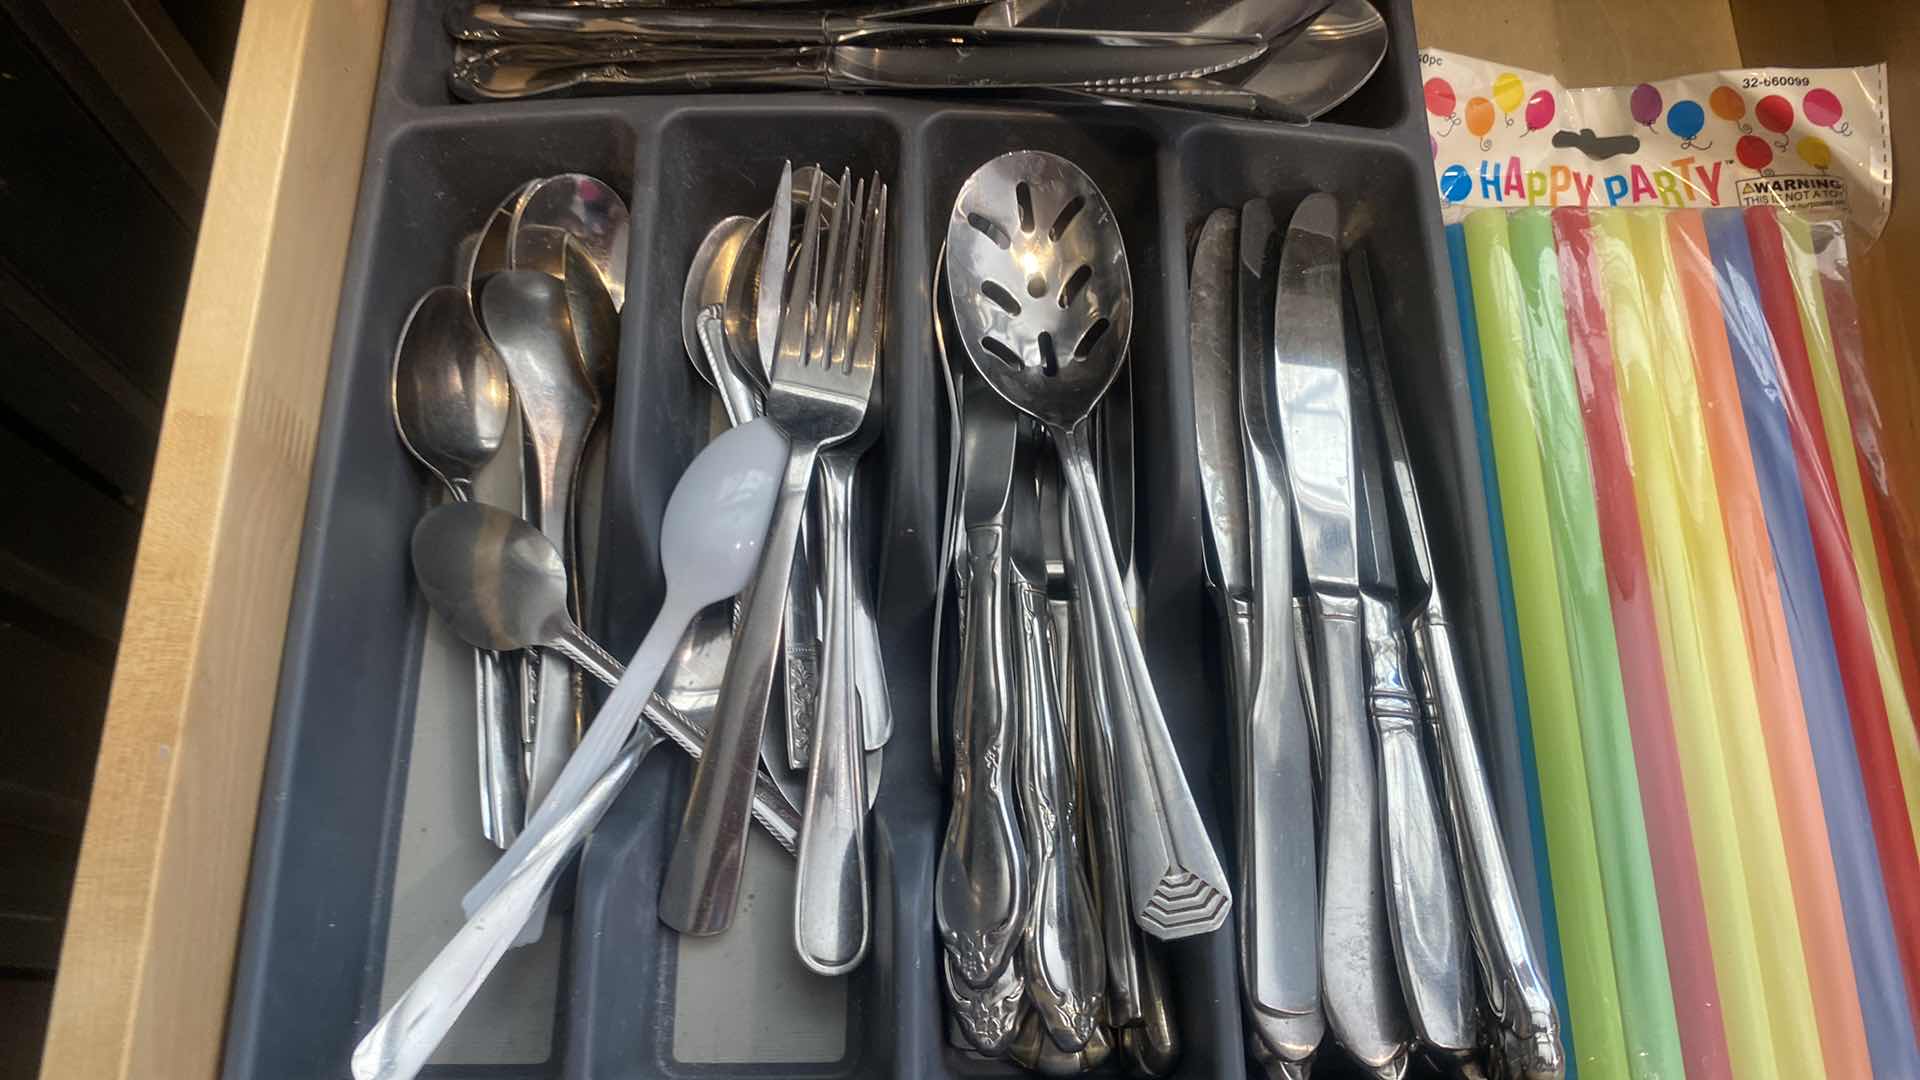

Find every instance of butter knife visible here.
[1192,205,1323,1057]
[1352,250,1564,1078]
[1267,192,1409,1072]
[1348,252,1479,1061]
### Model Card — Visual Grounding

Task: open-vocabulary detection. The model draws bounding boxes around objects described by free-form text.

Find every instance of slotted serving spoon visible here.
[943,150,1229,939]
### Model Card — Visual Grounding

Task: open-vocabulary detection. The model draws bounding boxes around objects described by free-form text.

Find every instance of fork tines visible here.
[769,165,885,415]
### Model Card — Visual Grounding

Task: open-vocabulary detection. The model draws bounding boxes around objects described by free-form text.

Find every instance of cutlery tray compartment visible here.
[224,1,1545,1078]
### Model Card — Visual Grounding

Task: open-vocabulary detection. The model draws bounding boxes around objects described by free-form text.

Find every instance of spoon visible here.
[481,270,599,819]
[1088,0,1387,121]
[561,235,621,401]
[944,150,1229,939]
[391,286,524,849]
[430,421,802,910]
[508,172,630,309]
[684,217,763,424]
[458,180,536,300]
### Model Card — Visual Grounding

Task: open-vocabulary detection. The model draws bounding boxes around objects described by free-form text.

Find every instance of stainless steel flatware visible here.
[791,172,888,975]
[1009,429,1105,1051]
[480,270,599,822]
[1348,250,1478,1064]
[945,149,1229,940]
[945,949,1027,1055]
[1085,0,1387,122]
[1266,193,1408,1071]
[1190,204,1323,1073]
[458,181,533,299]
[352,735,648,1080]
[937,377,1029,988]
[409,500,803,870]
[975,0,1326,38]
[448,33,1267,99]
[660,166,881,943]
[1350,250,1563,1079]
[453,3,1264,47]
[392,286,524,850]
[508,172,630,310]
[1011,1009,1114,1075]
[685,219,762,424]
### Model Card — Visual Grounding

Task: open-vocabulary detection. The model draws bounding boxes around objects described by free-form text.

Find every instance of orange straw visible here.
[1668,210,1871,1077]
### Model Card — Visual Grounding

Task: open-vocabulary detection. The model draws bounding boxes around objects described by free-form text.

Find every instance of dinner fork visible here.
[659,167,883,943]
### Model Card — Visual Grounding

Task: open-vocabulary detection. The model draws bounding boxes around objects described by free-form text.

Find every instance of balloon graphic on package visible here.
[1426,77,1460,135]
[1467,96,1496,149]
[1710,86,1752,132]
[1494,72,1525,126]
[1667,100,1711,149]
[1440,164,1473,204]
[1737,134,1774,171]
[1803,87,1851,136]
[1797,135,1832,170]
[1757,94,1795,148]
[1524,90,1556,136]
[1630,83,1663,128]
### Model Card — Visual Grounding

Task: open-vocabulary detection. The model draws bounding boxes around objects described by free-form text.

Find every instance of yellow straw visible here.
[1592,208,1814,1078]
[1466,209,1631,1080]
[1775,213,1920,855]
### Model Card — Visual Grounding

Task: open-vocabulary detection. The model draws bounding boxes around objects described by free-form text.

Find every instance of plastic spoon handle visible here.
[463,592,697,913]
[353,736,652,1080]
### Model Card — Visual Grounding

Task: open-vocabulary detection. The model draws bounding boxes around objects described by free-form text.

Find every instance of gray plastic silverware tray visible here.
[222,1,1549,1077]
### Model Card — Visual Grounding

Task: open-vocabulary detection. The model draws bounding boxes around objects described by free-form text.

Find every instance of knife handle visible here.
[1360,595,1476,1054]
[936,523,1028,988]
[1412,613,1564,1077]
[1056,424,1230,940]
[1313,597,1410,1070]
[1013,577,1105,1051]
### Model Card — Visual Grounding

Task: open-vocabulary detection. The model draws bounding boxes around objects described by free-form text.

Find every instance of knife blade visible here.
[1222,200,1324,1041]
[1268,192,1409,1072]
[1349,252,1478,1059]
[1353,249,1564,1076]
[935,379,1029,988]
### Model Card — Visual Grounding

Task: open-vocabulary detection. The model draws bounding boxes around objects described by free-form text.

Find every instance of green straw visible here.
[1509,210,1684,1079]
[1466,209,1630,1080]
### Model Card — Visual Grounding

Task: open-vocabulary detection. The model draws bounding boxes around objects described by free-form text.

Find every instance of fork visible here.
[659,167,883,943]
[797,172,889,973]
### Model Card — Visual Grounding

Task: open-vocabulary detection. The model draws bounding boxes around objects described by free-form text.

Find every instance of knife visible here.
[1348,251,1479,1061]
[1224,201,1327,1033]
[1267,192,1409,1072]
[935,378,1029,989]
[1190,204,1324,1075]
[1352,249,1565,1078]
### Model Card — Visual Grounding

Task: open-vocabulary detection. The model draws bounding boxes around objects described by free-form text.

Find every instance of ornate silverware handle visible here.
[1413,614,1563,1077]
[1013,576,1104,1052]
[1362,595,1475,1054]
[936,521,1027,987]
[1055,422,1229,939]
[1314,597,1409,1071]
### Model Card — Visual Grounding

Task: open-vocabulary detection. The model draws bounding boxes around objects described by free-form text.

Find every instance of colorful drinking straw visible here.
[1466,208,1628,1080]
[1703,206,1920,1077]
[1668,208,1871,1078]
[1553,207,1730,1080]
[1507,209,1681,1080]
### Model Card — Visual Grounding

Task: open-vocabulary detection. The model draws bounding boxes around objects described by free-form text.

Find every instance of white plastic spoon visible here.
[459,416,786,915]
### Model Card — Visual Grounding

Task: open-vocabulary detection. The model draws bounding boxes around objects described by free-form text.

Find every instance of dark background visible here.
[0,0,242,1074]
